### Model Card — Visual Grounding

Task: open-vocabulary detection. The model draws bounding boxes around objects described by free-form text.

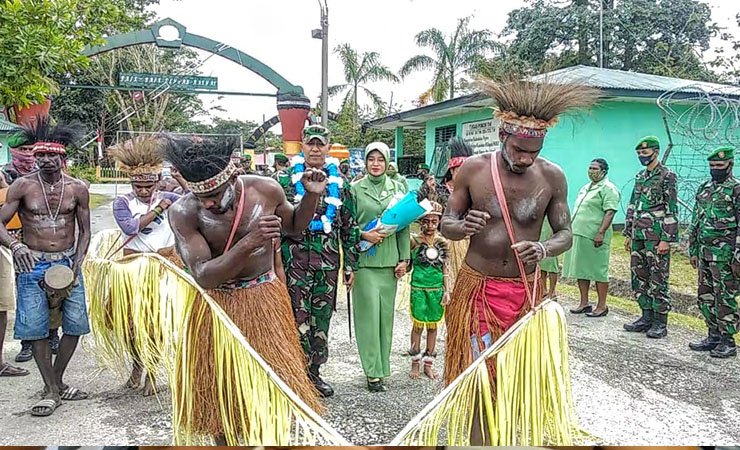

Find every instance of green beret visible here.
[418,163,430,170]
[273,153,288,163]
[7,133,30,148]
[707,146,735,161]
[635,136,660,150]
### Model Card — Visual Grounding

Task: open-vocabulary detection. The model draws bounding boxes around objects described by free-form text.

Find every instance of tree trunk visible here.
[353,82,359,123]
[574,0,590,65]
[449,67,455,100]
[602,0,614,68]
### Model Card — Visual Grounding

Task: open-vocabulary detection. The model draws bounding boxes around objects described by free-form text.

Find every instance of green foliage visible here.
[68,164,99,184]
[502,0,718,81]
[181,116,282,149]
[709,13,740,84]
[0,0,142,107]
[400,16,501,104]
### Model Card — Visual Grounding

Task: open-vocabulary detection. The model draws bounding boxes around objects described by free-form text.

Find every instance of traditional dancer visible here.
[6,129,61,362]
[440,78,599,443]
[0,116,92,416]
[163,135,325,441]
[108,136,182,396]
[408,201,449,380]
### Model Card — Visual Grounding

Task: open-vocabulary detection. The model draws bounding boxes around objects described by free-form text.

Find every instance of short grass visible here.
[609,234,696,296]
[90,194,111,209]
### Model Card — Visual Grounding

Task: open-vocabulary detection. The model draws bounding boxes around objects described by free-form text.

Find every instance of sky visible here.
[152,0,739,130]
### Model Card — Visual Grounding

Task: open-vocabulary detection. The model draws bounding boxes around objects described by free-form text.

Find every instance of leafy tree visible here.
[709,13,740,85]
[400,16,500,104]
[0,0,148,108]
[329,43,399,121]
[502,0,717,81]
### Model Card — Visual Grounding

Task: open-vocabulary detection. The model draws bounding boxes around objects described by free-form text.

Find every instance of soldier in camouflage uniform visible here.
[623,136,679,338]
[272,153,290,189]
[687,146,739,358]
[281,125,361,397]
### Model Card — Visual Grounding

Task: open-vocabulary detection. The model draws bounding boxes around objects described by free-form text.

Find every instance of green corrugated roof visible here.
[0,118,21,132]
[530,65,740,96]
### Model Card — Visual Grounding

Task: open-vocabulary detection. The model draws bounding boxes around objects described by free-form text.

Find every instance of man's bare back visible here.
[442,151,571,278]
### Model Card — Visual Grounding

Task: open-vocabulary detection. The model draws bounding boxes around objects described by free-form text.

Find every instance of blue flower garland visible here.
[291,154,343,233]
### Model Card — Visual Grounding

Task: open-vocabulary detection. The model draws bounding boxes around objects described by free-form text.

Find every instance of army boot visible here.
[709,335,737,358]
[624,309,653,332]
[308,365,334,398]
[646,313,668,339]
[689,328,721,351]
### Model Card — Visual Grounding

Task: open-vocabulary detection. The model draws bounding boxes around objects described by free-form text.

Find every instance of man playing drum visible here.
[0,116,92,416]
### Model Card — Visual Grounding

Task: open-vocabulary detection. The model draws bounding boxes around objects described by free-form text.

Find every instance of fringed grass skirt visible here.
[443,263,542,386]
[184,276,323,436]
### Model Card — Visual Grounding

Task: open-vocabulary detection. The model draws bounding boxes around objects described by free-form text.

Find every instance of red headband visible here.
[448,156,467,169]
[32,142,67,155]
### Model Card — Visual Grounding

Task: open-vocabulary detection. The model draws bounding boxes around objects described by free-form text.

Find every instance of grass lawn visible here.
[90,194,111,209]
[608,233,696,296]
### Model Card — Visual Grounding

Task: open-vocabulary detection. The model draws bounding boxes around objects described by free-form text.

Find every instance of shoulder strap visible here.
[224,177,247,253]
[490,152,538,308]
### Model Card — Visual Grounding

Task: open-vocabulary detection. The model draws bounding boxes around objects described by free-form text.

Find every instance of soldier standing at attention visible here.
[623,136,679,338]
[687,146,739,358]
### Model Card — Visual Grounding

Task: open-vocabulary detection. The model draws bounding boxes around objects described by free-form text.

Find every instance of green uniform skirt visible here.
[540,255,560,274]
[352,267,398,378]
[562,234,611,282]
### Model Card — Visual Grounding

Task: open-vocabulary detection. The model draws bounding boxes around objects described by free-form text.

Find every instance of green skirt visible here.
[540,255,560,274]
[410,285,445,328]
[562,234,611,282]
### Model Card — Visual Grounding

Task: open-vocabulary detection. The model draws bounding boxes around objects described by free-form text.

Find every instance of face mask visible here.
[638,153,655,166]
[588,169,604,182]
[710,167,731,182]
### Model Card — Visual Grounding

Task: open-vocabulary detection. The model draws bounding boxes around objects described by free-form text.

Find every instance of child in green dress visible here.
[408,202,449,380]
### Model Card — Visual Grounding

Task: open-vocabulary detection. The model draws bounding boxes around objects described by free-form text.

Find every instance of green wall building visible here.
[366,66,740,224]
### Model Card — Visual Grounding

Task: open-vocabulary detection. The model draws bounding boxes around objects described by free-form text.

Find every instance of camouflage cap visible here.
[635,136,660,150]
[302,124,330,145]
[707,146,735,161]
[273,153,289,163]
[418,163,430,170]
[340,158,349,164]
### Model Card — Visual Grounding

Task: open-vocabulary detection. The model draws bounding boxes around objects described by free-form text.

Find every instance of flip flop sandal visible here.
[0,362,30,377]
[59,387,89,401]
[31,398,61,417]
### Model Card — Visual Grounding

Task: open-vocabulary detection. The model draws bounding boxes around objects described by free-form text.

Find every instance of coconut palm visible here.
[400,16,501,104]
[329,43,399,121]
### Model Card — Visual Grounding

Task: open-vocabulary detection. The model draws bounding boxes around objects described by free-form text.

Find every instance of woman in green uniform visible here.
[563,158,620,317]
[351,142,411,392]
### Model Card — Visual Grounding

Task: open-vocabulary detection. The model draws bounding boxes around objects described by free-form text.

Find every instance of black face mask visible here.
[711,167,731,182]
[638,153,655,166]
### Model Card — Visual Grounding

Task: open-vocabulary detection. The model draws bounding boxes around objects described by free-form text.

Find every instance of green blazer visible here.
[351,175,411,269]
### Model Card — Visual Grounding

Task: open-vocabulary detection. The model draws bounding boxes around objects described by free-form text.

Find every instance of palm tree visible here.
[400,16,501,104]
[329,43,399,121]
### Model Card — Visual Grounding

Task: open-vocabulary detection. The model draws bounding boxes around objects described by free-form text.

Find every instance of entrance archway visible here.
[83,18,311,154]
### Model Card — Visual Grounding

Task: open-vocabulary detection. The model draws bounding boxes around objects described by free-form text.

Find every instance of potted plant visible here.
[0,0,126,124]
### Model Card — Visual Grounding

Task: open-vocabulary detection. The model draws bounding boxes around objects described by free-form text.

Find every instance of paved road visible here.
[1,195,738,445]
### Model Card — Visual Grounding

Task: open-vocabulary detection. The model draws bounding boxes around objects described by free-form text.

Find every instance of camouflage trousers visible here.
[286,267,339,368]
[630,240,672,313]
[698,260,739,337]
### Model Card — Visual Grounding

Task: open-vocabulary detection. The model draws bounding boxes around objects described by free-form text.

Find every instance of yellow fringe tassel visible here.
[390,299,582,446]
[83,229,349,445]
